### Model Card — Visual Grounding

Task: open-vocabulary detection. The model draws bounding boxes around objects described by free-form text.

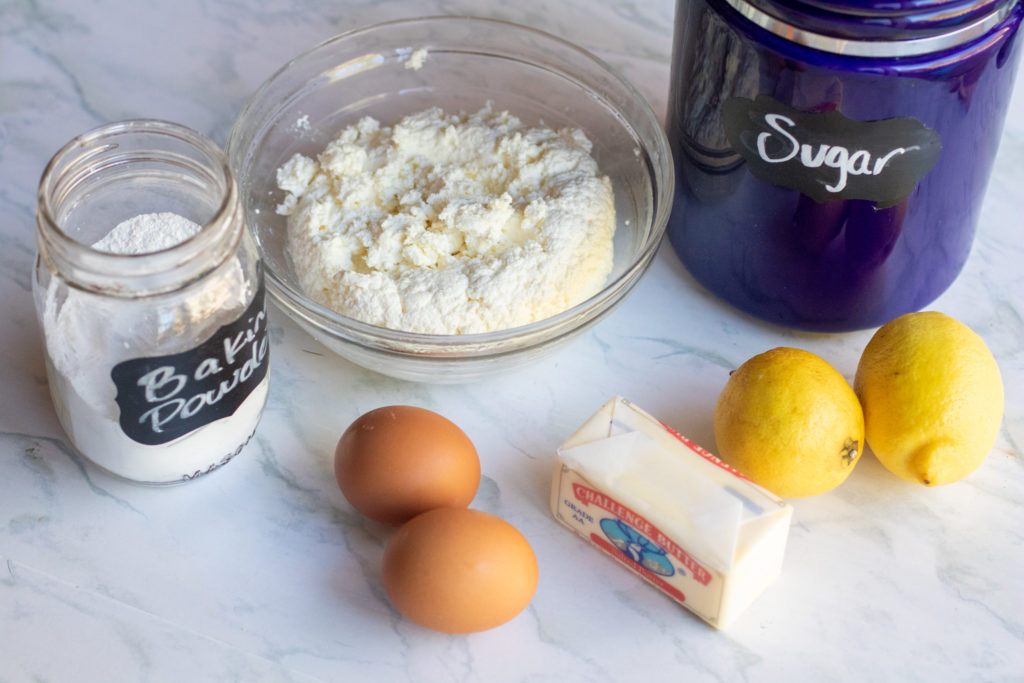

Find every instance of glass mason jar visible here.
[34,120,270,484]
[667,0,1023,331]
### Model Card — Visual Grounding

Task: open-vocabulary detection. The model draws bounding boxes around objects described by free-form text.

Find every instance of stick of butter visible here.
[550,396,792,630]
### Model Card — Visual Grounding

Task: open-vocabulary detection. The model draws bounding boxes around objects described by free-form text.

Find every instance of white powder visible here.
[43,212,268,484]
[48,367,268,483]
[92,212,201,254]
[276,105,616,334]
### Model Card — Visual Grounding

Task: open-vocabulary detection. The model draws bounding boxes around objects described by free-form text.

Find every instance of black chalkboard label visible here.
[722,95,941,208]
[111,278,269,446]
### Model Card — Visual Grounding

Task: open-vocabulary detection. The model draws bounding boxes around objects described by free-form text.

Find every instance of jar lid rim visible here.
[723,0,1017,56]
[771,0,1002,14]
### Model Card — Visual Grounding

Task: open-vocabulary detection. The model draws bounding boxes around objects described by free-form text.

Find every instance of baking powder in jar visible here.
[33,119,270,484]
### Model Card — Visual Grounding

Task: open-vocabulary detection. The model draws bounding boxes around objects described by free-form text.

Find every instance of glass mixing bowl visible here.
[228,16,672,383]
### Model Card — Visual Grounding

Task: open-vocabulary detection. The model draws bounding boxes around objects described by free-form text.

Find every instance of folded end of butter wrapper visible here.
[550,396,793,630]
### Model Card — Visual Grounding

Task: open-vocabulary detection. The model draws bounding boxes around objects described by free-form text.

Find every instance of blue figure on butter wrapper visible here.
[599,518,675,577]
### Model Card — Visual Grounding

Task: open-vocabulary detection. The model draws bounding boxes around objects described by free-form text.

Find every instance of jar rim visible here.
[36,119,241,297]
[772,0,1001,14]
[722,0,1017,56]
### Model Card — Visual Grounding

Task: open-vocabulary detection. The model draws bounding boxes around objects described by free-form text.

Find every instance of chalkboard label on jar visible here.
[722,95,942,208]
[111,281,269,446]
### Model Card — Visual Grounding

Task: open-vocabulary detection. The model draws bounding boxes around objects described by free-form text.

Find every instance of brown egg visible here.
[381,507,539,634]
[334,405,480,525]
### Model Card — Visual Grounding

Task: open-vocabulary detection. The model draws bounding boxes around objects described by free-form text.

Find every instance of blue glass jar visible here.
[666,0,1023,331]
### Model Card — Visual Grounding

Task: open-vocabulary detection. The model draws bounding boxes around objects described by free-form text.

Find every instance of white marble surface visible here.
[3,1,1023,681]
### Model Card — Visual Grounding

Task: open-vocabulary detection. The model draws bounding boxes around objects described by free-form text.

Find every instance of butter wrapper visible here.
[550,396,792,630]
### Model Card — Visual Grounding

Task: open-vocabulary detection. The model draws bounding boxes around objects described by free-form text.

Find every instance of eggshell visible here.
[334,405,480,525]
[381,507,539,634]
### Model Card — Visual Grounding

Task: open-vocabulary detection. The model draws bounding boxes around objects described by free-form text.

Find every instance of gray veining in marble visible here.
[2,0,1023,681]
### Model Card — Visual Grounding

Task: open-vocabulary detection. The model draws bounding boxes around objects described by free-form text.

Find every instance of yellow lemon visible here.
[854,311,1003,486]
[713,347,864,498]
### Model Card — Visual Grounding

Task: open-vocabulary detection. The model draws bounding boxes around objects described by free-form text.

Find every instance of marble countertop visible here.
[3,1,1023,680]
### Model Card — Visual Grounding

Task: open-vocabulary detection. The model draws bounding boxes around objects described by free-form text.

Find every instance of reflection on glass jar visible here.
[667,0,1023,331]
[34,120,269,484]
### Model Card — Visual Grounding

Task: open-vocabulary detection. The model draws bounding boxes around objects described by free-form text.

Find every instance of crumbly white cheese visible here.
[275,105,615,335]
[403,47,428,70]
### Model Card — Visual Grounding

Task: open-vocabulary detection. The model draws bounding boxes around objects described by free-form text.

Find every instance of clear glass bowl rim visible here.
[228,14,674,355]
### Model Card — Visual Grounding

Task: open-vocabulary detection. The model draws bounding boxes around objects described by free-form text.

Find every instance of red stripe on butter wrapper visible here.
[656,419,753,483]
[590,533,686,603]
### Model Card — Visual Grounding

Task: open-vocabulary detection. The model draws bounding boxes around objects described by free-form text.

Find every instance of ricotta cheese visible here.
[403,47,428,70]
[275,105,615,335]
